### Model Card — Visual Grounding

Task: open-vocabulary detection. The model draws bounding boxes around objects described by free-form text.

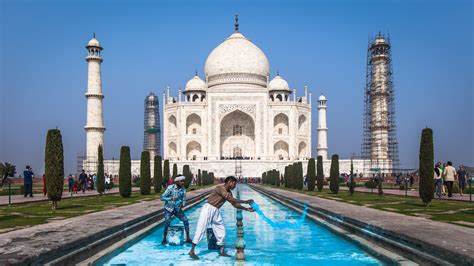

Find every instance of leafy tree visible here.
[96,145,105,195]
[316,156,324,192]
[119,146,132,198]
[349,159,355,195]
[307,158,316,191]
[197,169,202,186]
[140,151,151,195]
[153,155,163,193]
[419,127,434,206]
[329,154,339,194]
[183,165,192,189]
[44,129,64,211]
[163,159,170,186]
[0,162,16,188]
[172,163,178,178]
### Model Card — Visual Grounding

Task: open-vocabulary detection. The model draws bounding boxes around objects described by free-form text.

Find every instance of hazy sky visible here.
[1,0,472,175]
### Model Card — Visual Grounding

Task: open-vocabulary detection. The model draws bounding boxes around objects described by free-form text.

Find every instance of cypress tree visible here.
[307,158,316,191]
[289,164,294,189]
[153,155,163,193]
[329,154,340,194]
[284,166,289,188]
[172,163,178,178]
[96,145,105,195]
[140,151,151,195]
[349,158,355,195]
[262,172,267,185]
[44,129,64,211]
[119,146,132,198]
[316,156,324,192]
[163,159,170,186]
[209,172,215,185]
[296,162,304,190]
[276,171,280,187]
[202,170,208,185]
[183,165,192,188]
[198,169,202,186]
[419,128,434,206]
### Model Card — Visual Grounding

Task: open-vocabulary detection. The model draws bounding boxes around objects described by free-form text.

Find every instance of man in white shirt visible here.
[443,161,457,198]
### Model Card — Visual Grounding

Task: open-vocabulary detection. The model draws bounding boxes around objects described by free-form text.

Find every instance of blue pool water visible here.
[98,185,382,265]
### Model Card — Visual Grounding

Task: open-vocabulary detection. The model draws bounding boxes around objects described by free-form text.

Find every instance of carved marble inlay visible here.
[219,104,256,118]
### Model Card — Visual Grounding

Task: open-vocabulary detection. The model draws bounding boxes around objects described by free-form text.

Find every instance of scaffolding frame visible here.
[143,93,161,158]
[362,33,399,174]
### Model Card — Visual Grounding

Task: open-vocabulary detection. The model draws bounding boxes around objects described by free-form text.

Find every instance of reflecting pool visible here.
[98,185,382,265]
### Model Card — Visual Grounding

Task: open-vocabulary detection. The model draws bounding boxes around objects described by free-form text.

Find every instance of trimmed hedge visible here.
[153,155,162,193]
[45,129,64,211]
[419,128,434,206]
[140,151,151,195]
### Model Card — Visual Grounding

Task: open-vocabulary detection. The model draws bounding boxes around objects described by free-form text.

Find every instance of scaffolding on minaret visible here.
[362,33,399,173]
[143,93,161,159]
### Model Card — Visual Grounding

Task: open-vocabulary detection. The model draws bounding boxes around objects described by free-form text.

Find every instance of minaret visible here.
[363,33,398,170]
[85,34,105,163]
[143,93,161,159]
[317,94,328,160]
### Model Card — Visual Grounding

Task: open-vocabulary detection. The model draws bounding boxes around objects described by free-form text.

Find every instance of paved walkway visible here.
[0,187,140,206]
[339,186,472,202]
[0,187,213,265]
[254,185,474,265]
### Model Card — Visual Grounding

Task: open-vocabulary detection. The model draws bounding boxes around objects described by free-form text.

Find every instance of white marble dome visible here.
[88,37,100,47]
[185,75,207,91]
[269,75,290,91]
[318,94,327,101]
[204,32,269,78]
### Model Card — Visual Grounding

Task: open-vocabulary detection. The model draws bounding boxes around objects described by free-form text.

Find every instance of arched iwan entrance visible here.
[220,110,255,159]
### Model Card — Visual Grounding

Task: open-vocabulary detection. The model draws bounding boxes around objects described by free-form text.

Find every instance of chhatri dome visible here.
[185,74,207,91]
[87,34,101,47]
[204,16,269,87]
[269,74,290,91]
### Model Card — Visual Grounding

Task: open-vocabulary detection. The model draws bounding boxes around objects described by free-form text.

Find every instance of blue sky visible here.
[1,0,472,175]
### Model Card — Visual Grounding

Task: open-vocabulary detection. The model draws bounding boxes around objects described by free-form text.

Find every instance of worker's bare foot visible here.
[161,239,167,245]
[189,251,199,259]
[185,238,193,244]
[219,252,231,257]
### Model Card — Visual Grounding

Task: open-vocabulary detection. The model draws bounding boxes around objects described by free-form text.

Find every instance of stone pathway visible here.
[0,187,140,206]
[0,187,213,265]
[255,185,474,265]
[339,186,472,202]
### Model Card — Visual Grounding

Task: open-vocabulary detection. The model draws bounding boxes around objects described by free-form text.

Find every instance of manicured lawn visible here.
[0,185,210,232]
[264,185,474,228]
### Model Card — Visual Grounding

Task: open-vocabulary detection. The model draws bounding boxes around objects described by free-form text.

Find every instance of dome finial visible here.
[93,32,96,38]
[195,69,198,76]
[235,14,239,32]
[277,69,280,76]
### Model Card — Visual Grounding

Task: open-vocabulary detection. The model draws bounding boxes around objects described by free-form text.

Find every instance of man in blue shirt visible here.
[23,165,34,197]
[160,175,191,245]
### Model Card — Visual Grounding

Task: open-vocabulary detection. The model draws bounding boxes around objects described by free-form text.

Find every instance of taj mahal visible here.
[82,17,397,178]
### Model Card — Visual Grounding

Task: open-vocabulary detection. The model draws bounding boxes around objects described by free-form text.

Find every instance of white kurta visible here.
[192,203,225,246]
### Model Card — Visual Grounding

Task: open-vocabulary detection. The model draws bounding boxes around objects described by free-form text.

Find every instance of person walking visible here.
[68,175,74,193]
[23,165,35,197]
[443,161,457,198]
[105,175,111,191]
[160,175,192,245]
[434,162,443,198]
[188,176,254,259]
[457,165,467,196]
[79,170,87,193]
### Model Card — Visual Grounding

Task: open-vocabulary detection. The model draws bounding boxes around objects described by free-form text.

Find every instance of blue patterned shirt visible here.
[160,184,186,212]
